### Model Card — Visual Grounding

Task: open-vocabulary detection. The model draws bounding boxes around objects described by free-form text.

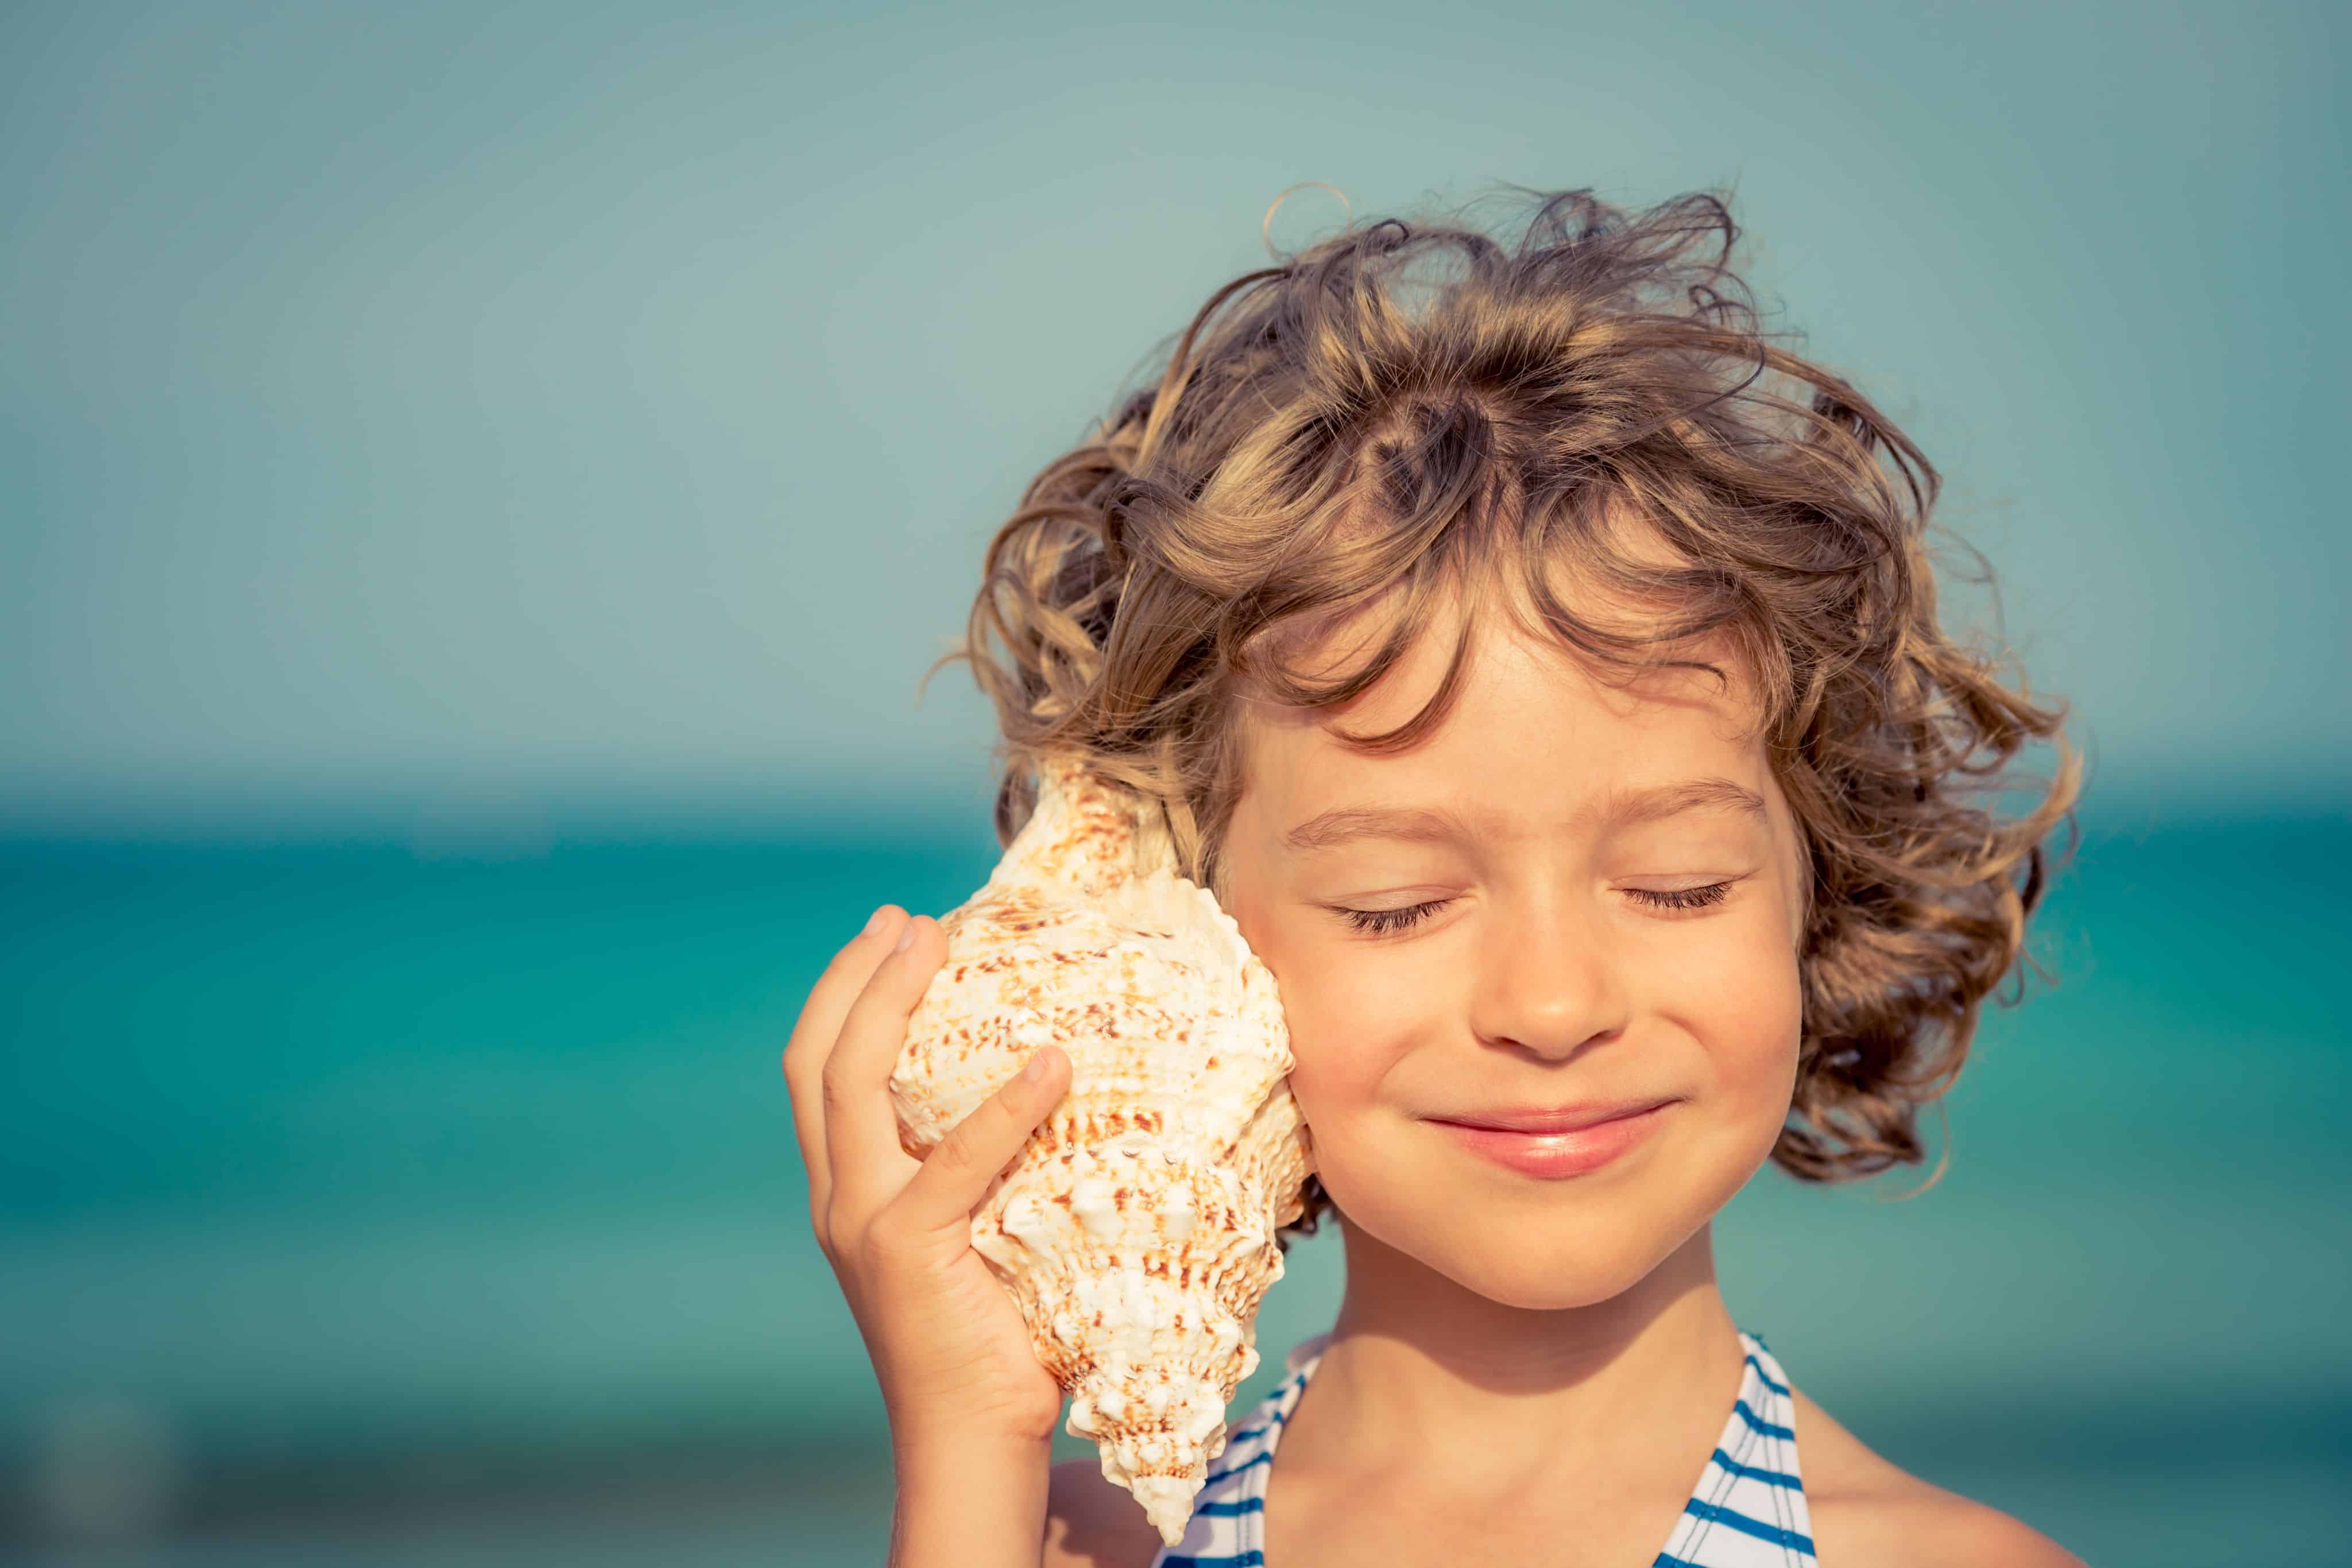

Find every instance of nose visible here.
[1466,893,1631,1060]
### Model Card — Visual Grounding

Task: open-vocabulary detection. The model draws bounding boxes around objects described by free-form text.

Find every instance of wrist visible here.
[887,1434,1053,1568]
[892,1424,1054,1474]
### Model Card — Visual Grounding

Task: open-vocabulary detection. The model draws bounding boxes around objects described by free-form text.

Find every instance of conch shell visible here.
[888,752,1313,1544]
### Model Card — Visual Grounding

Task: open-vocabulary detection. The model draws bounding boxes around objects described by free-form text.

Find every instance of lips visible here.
[1432,1097,1677,1135]
[1428,1100,1674,1179]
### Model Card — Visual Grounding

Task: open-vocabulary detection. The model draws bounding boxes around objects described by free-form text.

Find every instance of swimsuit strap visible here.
[1153,1327,1815,1568]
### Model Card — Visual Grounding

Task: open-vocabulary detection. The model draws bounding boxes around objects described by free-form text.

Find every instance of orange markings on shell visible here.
[892,757,1310,1536]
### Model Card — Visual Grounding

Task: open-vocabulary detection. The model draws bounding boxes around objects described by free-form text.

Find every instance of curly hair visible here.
[926,184,2081,1240]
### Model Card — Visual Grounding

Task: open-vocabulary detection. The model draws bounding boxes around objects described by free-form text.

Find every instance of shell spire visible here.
[988,751,1177,896]
[889,753,1313,1545]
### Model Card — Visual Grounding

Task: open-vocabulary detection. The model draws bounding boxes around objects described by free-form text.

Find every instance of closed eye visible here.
[1332,881,1737,936]
[1626,882,1734,913]
[1330,898,1453,936]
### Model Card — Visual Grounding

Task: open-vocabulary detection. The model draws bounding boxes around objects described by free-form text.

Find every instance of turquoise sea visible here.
[1,804,2346,1567]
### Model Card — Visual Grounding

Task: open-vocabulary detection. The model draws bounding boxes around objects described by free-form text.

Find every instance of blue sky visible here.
[3,0,2342,833]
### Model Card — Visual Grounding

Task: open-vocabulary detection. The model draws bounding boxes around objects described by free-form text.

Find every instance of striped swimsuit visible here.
[1152,1326,1817,1568]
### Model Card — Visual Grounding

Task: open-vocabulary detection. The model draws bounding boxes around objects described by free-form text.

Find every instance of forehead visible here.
[1233,562,1770,807]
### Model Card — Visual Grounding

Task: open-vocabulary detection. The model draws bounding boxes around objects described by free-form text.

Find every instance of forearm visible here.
[886,1434,1053,1568]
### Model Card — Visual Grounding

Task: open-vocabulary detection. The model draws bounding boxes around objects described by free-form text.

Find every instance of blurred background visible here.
[3,2,2343,1565]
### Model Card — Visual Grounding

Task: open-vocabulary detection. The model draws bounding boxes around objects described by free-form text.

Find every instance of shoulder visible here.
[1812,1483,2088,1567]
[1791,1387,2087,1568]
[1043,1457,1166,1568]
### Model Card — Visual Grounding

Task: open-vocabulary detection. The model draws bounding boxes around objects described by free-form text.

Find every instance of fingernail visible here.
[864,907,890,936]
[1020,1047,1053,1082]
[893,919,917,953]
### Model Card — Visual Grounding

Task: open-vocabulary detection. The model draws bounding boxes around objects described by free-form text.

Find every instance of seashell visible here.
[888,751,1314,1544]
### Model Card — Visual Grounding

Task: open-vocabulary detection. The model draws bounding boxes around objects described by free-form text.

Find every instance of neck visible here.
[1291,1213,1744,1485]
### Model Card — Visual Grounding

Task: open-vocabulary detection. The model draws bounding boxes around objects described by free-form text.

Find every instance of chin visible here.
[1338,1181,1692,1309]
[1437,1226,1676,1309]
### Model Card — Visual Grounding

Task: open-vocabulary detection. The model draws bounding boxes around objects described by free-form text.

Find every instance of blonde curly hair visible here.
[926,184,2081,1235]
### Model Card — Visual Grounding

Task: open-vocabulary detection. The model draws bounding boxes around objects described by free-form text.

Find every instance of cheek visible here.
[1264,942,1427,1117]
[1237,922,1441,1183]
[1231,877,1397,1084]
[1696,932,1802,1040]
[1662,915,1806,1155]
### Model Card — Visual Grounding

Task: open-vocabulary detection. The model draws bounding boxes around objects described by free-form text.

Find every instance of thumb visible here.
[886,1046,1070,1233]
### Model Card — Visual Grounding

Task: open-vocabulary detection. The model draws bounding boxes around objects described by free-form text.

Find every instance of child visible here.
[782,187,2086,1567]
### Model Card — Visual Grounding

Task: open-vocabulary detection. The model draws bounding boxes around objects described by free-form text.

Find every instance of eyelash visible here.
[1333,882,1734,936]
[1337,900,1452,936]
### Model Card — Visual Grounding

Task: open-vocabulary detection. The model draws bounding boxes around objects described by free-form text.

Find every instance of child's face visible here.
[1221,581,1808,1309]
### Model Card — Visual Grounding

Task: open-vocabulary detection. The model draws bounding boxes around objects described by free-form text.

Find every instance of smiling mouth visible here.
[1429,1097,1677,1135]
[1427,1102,1673,1178]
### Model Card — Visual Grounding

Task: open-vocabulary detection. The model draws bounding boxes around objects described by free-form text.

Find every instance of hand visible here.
[782,904,1074,1454]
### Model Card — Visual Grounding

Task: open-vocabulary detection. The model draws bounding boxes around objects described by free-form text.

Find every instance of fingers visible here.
[783,905,908,1221]
[887,1044,1069,1235]
[820,911,950,1213]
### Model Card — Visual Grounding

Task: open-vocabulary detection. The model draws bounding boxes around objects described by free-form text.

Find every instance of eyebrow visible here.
[1281,776,1768,853]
